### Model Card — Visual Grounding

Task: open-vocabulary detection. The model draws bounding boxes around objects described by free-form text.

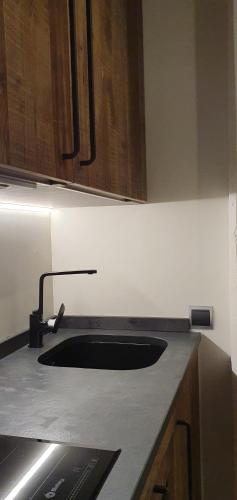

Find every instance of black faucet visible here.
[29,269,97,348]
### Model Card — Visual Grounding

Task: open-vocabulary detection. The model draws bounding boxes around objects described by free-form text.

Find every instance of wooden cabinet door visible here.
[75,0,146,201]
[139,352,201,500]
[140,425,189,500]
[49,0,77,183]
[0,0,75,182]
[175,353,201,500]
[139,415,176,500]
[167,424,189,500]
[151,443,173,500]
[140,444,173,500]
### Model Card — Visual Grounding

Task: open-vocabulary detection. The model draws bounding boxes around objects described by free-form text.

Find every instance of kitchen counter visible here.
[0,327,200,500]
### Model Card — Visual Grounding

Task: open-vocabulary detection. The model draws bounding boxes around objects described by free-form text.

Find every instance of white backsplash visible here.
[0,210,53,341]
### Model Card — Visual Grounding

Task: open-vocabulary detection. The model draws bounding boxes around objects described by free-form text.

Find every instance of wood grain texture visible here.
[75,0,91,163]
[126,0,146,200]
[0,0,146,199]
[49,0,76,182]
[175,352,201,500]
[2,0,57,177]
[0,1,9,165]
[139,351,201,500]
[171,425,189,500]
[139,414,176,500]
[75,0,147,201]
[150,442,173,500]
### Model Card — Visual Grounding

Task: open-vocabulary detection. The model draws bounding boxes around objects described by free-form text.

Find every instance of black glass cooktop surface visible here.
[0,435,120,500]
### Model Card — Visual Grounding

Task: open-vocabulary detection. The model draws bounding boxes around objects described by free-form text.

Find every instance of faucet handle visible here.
[47,303,65,333]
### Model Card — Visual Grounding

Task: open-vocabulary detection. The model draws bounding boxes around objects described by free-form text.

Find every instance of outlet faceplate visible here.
[189,306,213,329]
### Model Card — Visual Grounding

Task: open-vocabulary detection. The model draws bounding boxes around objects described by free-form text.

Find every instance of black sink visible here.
[38,335,167,370]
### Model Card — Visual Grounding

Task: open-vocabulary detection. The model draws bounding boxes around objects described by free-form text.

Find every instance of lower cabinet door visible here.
[174,423,191,500]
[151,442,173,500]
[166,424,190,500]
[152,425,190,500]
[139,352,201,500]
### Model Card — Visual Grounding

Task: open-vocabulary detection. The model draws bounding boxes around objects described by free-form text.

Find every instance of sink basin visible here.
[38,335,167,370]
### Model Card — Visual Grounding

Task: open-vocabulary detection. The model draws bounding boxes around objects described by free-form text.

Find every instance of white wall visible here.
[0,211,53,341]
[51,200,229,353]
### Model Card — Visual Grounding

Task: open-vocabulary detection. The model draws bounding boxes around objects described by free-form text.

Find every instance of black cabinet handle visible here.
[176,420,193,500]
[62,0,80,160]
[153,485,168,497]
[80,0,96,166]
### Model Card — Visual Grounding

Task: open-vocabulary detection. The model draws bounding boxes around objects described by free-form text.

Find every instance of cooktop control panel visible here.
[0,435,120,499]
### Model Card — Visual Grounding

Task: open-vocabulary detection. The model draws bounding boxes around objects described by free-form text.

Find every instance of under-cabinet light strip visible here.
[0,203,52,214]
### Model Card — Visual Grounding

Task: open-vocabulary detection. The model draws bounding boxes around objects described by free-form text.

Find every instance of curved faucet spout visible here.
[36,269,97,319]
[29,269,97,348]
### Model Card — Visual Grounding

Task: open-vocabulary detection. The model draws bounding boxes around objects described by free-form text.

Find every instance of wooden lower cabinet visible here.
[139,351,201,500]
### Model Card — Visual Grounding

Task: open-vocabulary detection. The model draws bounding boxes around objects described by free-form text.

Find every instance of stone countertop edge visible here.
[0,326,200,500]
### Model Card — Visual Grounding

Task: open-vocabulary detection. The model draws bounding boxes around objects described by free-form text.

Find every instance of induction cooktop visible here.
[0,435,120,500]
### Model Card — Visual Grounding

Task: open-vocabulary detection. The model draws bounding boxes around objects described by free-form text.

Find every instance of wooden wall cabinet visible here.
[0,0,146,202]
[139,352,201,500]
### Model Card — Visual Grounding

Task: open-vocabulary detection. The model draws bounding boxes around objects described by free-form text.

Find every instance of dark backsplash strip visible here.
[0,330,29,361]
[60,316,190,332]
[0,316,190,361]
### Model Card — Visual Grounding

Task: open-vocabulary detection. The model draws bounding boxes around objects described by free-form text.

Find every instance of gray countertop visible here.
[0,328,200,500]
